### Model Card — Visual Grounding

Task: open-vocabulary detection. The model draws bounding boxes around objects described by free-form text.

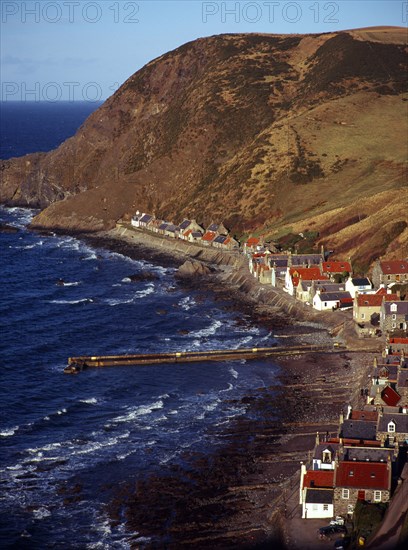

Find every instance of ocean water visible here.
[0,103,279,548]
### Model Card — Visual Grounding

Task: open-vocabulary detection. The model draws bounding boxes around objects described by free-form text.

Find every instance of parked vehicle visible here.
[330,517,345,526]
[317,525,347,540]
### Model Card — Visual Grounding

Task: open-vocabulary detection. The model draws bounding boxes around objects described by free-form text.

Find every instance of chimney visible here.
[373,357,378,368]
[316,432,320,446]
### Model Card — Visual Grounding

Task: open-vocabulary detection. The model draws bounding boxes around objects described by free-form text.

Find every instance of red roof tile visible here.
[381,386,401,407]
[246,237,260,246]
[389,338,408,344]
[336,461,389,490]
[357,294,384,307]
[303,470,334,489]
[350,410,378,421]
[322,261,352,273]
[380,260,408,274]
[202,231,216,242]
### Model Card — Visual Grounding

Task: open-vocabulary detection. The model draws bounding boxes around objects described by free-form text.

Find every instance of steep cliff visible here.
[1,27,407,268]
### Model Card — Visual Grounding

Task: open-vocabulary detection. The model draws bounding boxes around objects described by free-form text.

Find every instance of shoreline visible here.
[76,226,381,548]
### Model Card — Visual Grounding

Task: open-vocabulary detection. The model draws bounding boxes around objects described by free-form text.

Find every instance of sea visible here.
[0,102,279,549]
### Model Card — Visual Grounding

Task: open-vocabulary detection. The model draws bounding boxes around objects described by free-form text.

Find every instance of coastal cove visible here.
[1,207,378,549]
[59,223,380,548]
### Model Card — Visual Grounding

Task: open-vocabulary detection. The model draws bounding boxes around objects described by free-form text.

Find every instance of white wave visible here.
[0,426,18,437]
[204,400,220,412]
[61,281,81,287]
[82,253,98,261]
[32,507,52,520]
[179,296,195,311]
[50,298,93,305]
[57,408,67,415]
[121,277,131,283]
[27,441,63,453]
[229,366,239,379]
[135,284,155,298]
[79,397,98,405]
[6,464,23,471]
[220,383,234,393]
[168,410,178,415]
[105,296,134,306]
[191,319,222,338]
[113,400,164,423]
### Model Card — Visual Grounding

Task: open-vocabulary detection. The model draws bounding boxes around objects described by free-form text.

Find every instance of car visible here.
[334,536,351,549]
[330,516,345,526]
[317,525,347,540]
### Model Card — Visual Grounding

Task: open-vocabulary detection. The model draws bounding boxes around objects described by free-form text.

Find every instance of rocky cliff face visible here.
[1,27,407,268]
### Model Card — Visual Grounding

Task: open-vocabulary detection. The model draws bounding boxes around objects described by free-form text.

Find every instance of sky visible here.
[1,0,407,101]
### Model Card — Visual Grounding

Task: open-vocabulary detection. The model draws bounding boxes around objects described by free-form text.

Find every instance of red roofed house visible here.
[285,267,328,296]
[201,231,217,246]
[333,460,391,517]
[372,259,408,289]
[321,260,352,280]
[299,465,334,519]
[244,236,261,254]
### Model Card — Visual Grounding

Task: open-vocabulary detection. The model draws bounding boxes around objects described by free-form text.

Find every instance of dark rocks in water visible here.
[127,271,159,283]
[156,309,168,316]
[177,329,190,335]
[175,259,213,279]
[56,278,65,286]
[0,223,19,234]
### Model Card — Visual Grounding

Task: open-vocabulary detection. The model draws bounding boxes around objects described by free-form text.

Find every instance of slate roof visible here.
[397,369,408,388]
[214,235,227,244]
[305,488,334,504]
[343,446,393,463]
[158,222,169,231]
[313,443,339,460]
[303,470,334,488]
[351,277,371,287]
[341,419,377,441]
[380,260,408,275]
[291,254,322,266]
[377,413,408,434]
[191,231,203,239]
[383,302,408,315]
[178,219,192,230]
[336,461,390,490]
[318,291,352,302]
[165,224,178,233]
[139,214,154,224]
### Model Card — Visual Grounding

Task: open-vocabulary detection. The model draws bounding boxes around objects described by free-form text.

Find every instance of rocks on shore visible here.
[175,259,213,279]
[127,271,159,283]
[0,223,19,234]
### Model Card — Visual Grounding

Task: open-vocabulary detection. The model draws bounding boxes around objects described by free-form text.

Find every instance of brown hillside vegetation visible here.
[1,27,407,271]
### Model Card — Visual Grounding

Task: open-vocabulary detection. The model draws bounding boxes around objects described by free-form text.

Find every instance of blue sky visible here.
[1,1,406,101]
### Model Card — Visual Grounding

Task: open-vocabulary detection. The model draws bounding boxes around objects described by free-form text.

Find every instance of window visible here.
[361,313,365,320]
[349,470,354,477]
[313,504,318,511]
[388,422,396,433]
[392,314,396,320]
[391,303,397,312]
[323,504,329,511]
[374,491,381,502]
[342,489,349,499]
[392,323,396,329]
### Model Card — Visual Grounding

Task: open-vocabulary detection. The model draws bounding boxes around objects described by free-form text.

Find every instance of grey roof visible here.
[373,364,399,380]
[191,232,203,238]
[397,370,408,388]
[318,291,352,302]
[207,223,220,232]
[291,254,322,266]
[377,413,408,434]
[158,222,169,230]
[316,284,345,292]
[214,235,227,244]
[352,278,371,286]
[313,443,339,460]
[305,488,333,504]
[165,224,179,233]
[140,214,154,223]
[383,302,408,315]
[178,219,191,230]
[343,446,394,463]
[341,419,377,440]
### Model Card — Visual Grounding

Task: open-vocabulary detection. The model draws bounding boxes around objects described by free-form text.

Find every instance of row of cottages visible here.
[131,212,239,250]
[299,347,408,521]
[371,259,408,289]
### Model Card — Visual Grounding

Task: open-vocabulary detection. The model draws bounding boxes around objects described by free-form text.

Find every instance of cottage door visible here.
[358,490,365,501]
